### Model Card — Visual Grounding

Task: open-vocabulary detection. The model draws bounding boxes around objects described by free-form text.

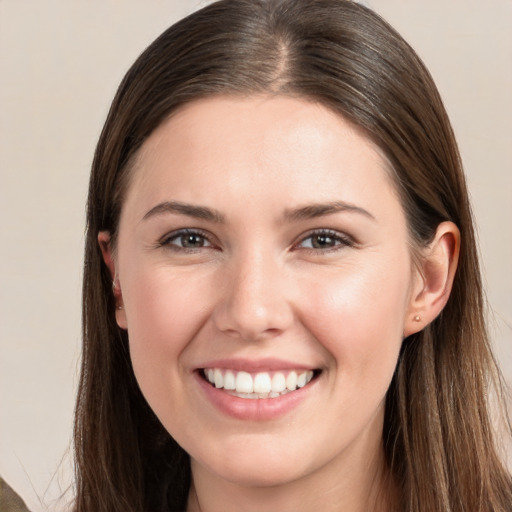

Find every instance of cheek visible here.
[121,265,212,391]
[299,258,411,382]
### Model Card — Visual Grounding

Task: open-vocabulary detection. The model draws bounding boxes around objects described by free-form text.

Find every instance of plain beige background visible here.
[1,1,511,510]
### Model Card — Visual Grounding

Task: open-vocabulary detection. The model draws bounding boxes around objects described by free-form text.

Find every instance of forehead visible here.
[122,95,400,222]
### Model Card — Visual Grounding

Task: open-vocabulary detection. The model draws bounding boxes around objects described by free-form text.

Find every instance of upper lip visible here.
[196,358,319,373]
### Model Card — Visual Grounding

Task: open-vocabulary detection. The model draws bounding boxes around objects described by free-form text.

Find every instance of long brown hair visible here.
[75,1,512,510]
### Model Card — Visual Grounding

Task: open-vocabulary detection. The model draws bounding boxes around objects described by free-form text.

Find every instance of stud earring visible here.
[116,305,124,310]
[413,315,421,322]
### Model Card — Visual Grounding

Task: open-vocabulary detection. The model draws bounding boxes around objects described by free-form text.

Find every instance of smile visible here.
[202,368,316,399]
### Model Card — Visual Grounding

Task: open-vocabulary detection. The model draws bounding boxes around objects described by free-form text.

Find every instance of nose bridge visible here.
[213,245,292,341]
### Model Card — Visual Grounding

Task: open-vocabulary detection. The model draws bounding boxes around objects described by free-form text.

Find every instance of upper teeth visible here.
[204,368,315,398]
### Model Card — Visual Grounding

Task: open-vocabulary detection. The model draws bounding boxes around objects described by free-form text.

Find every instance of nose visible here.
[212,250,294,342]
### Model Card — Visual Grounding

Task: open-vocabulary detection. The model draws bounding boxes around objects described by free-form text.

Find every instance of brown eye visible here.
[162,230,213,250]
[297,230,353,251]
[179,233,208,248]
[310,234,337,249]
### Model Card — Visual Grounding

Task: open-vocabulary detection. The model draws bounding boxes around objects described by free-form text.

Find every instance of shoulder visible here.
[0,476,31,512]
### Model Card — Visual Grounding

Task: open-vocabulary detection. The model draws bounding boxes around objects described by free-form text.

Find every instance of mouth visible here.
[200,368,321,399]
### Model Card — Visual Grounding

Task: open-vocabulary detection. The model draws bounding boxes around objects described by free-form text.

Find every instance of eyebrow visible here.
[142,201,226,223]
[283,201,375,222]
[141,199,374,224]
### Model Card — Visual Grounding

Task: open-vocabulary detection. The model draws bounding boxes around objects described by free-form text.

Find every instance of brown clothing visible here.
[0,477,31,512]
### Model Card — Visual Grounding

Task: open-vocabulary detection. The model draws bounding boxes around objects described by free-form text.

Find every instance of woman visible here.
[75,0,512,510]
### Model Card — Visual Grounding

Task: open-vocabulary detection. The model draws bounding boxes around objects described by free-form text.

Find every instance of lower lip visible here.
[194,371,316,421]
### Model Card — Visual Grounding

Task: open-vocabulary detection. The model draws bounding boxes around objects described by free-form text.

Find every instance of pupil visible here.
[313,234,333,248]
[182,234,203,247]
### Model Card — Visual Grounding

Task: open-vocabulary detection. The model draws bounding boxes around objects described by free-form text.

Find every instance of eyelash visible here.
[158,229,215,252]
[158,228,354,253]
[294,229,355,253]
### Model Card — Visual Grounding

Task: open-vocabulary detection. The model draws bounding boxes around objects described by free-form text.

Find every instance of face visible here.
[109,96,422,490]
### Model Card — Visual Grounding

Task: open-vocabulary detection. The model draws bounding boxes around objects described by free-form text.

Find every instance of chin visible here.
[191,439,314,488]
[209,461,306,488]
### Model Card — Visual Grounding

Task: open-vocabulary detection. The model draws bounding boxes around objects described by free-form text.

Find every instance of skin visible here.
[100,95,459,512]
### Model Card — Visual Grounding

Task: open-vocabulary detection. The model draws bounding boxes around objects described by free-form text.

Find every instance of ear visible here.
[404,221,460,337]
[98,231,128,330]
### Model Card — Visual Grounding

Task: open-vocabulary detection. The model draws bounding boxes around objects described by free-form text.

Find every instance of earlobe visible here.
[98,231,128,330]
[404,221,460,337]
